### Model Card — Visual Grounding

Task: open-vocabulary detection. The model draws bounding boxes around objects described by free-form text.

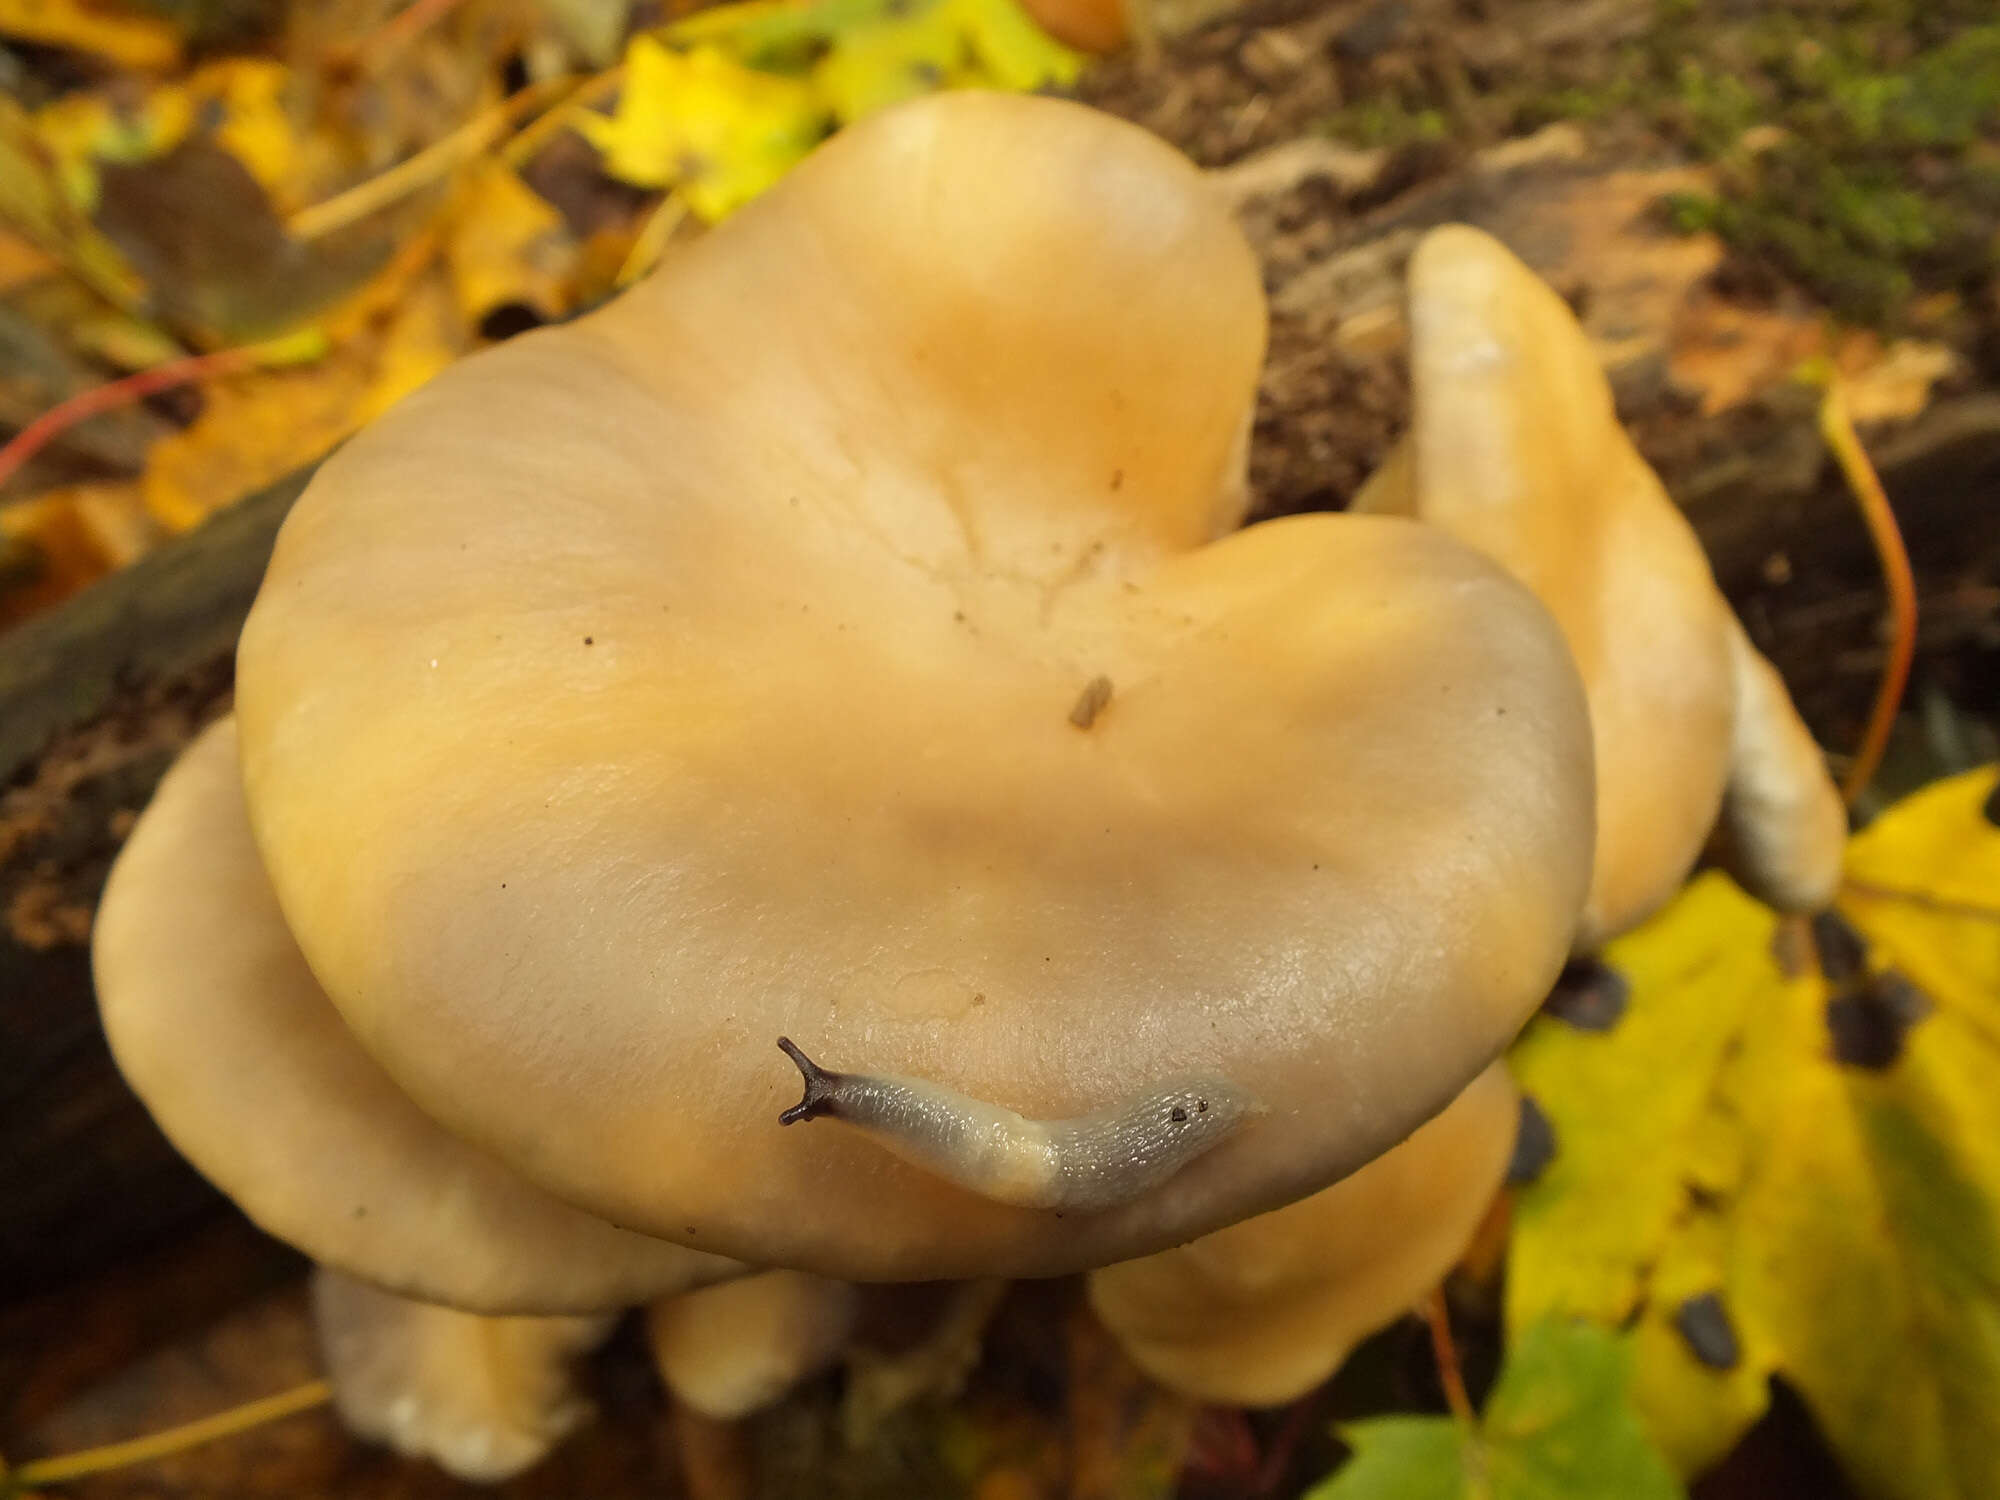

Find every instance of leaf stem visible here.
[289,77,575,242]
[0,333,326,499]
[8,1380,332,1489]
[1814,375,1916,808]
[1425,1288,1475,1428]
[335,0,474,74]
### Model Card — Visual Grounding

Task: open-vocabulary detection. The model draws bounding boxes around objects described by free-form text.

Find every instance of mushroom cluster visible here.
[93,91,1839,1477]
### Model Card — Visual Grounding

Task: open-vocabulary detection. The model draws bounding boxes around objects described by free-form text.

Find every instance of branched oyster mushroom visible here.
[95,93,1604,1479]
[229,92,1596,1281]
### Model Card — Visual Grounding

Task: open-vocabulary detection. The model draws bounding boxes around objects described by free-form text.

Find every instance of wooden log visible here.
[0,471,308,1297]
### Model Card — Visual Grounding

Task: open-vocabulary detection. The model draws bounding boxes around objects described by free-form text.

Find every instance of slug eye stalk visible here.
[776,1037,839,1125]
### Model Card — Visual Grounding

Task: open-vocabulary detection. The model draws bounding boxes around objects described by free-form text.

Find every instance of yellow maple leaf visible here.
[443,159,578,331]
[572,36,826,222]
[0,0,181,72]
[1509,767,2000,1497]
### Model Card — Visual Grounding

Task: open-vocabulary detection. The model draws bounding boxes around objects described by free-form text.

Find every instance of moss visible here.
[1323,98,1450,149]
[1650,15,2000,324]
[1318,1,1999,330]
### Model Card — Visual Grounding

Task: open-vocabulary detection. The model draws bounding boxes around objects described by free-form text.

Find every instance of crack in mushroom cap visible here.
[234,93,1595,1281]
[94,718,742,1314]
[1355,225,1845,944]
[1087,1060,1518,1408]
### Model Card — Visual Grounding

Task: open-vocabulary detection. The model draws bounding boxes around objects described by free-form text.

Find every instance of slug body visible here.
[776,1038,1258,1212]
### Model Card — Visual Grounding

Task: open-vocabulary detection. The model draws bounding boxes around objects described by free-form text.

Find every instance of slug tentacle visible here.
[775,1037,838,1125]
[775,1037,1258,1213]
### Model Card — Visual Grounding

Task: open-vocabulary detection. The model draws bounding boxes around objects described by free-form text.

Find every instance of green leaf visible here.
[1307,1320,1683,1500]
[1311,1419,1463,1500]
[1508,767,2000,1498]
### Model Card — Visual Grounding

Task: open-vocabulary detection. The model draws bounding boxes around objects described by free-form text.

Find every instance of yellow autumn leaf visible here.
[1509,768,2000,1499]
[572,36,826,221]
[0,479,152,628]
[814,2,967,125]
[443,159,578,330]
[0,93,145,309]
[945,0,1083,92]
[0,0,181,72]
[142,270,462,532]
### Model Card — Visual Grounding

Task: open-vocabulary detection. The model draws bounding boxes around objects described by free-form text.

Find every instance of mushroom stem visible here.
[774,1038,1258,1213]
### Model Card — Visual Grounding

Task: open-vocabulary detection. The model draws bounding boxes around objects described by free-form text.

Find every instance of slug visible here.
[775,1037,1259,1212]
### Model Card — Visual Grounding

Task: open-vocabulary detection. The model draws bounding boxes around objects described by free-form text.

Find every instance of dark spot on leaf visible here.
[1542,958,1628,1032]
[1170,1106,1188,1123]
[1828,969,1933,1069]
[479,302,545,341]
[352,1204,366,1219]
[1676,1293,1740,1370]
[1811,911,1868,985]
[1110,468,1124,491]
[1509,1094,1557,1184]
[1196,1098,1208,1113]
[583,636,594,645]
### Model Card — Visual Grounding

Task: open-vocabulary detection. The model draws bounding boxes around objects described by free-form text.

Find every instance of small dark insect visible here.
[1171,1106,1188,1122]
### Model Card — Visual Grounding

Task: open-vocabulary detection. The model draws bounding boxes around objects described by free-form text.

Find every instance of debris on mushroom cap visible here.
[234,91,1595,1280]
[313,1269,614,1483]
[646,1271,860,1421]
[1086,1061,1518,1407]
[93,717,744,1314]
[1354,224,1845,945]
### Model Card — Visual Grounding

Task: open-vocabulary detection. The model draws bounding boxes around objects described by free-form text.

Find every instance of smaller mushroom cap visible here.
[94,718,741,1314]
[1086,1061,1517,1407]
[1354,224,1845,943]
[313,1269,613,1482]
[646,1271,860,1420]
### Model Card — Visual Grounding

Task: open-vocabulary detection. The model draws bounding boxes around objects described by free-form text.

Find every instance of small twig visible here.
[8,1380,332,1489]
[289,77,575,242]
[502,64,626,168]
[0,332,327,499]
[615,194,691,288]
[1806,368,1916,808]
[331,0,474,75]
[1424,1288,1474,1428]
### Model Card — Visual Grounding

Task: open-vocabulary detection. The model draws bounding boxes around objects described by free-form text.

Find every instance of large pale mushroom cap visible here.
[235,93,1595,1280]
[1355,225,1845,945]
[1087,1060,1518,1407]
[94,717,740,1313]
